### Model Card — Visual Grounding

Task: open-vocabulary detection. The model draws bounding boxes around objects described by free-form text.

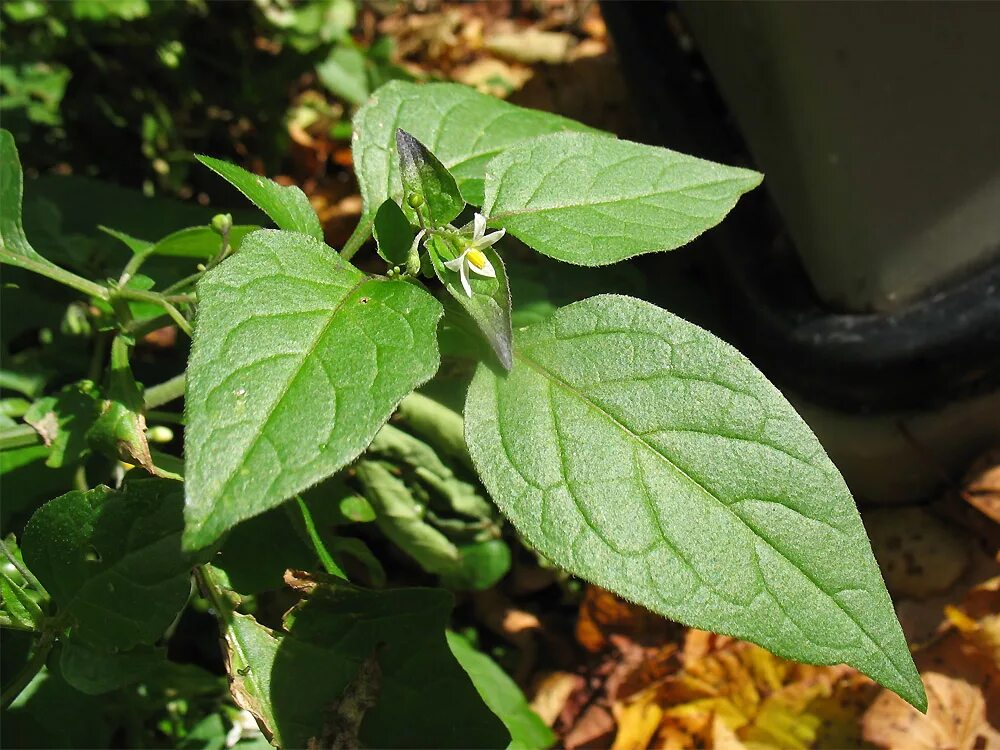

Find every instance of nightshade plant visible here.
[0,80,926,747]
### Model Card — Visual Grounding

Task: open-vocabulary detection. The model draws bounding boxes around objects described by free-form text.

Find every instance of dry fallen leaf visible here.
[611,690,663,750]
[963,449,1000,525]
[530,671,583,727]
[576,586,677,654]
[862,672,1000,750]
[867,506,969,598]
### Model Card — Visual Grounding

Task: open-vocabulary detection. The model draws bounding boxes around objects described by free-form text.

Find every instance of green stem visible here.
[0,539,46,599]
[340,215,374,262]
[161,271,204,296]
[294,497,346,580]
[118,249,153,286]
[114,288,194,337]
[143,373,186,410]
[125,313,174,338]
[0,628,55,709]
[0,251,109,300]
[146,409,184,425]
[0,424,41,450]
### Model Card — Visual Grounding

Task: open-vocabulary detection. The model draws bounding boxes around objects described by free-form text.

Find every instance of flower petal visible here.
[473,212,487,241]
[408,228,426,257]
[443,248,467,272]
[470,255,496,279]
[476,227,506,249]
[458,261,473,297]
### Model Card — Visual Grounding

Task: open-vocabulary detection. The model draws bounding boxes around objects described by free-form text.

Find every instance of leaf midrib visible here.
[487,179,751,221]
[514,348,909,683]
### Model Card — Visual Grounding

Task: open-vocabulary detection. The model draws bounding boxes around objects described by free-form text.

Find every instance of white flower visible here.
[443,214,505,297]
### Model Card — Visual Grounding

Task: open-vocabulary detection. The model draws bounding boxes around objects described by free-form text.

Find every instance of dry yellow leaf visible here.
[862,671,1000,750]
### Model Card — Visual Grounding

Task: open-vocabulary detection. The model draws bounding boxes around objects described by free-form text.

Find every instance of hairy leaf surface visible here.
[464,294,925,709]
[196,156,323,242]
[483,133,763,265]
[22,479,198,650]
[183,229,442,548]
[353,81,604,214]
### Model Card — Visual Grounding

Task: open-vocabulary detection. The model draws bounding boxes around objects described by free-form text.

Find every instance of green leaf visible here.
[353,81,605,214]
[59,641,164,695]
[183,229,443,549]
[1,570,44,629]
[196,156,323,242]
[372,198,413,265]
[98,226,152,255]
[439,540,512,592]
[395,129,465,227]
[23,382,100,468]
[427,234,513,370]
[463,294,926,711]
[0,129,47,264]
[2,665,113,749]
[482,133,763,266]
[213,569,508,748]
[22,478,200,649]
[447,632,554,750]
[149,224,258,258]
[317,44,370,106]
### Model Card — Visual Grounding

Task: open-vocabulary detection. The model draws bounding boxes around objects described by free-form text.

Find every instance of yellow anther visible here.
[466,248,488,270]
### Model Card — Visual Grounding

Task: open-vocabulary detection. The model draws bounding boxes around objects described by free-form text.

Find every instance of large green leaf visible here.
[447,632,554,750]
[21,479,199,650]
[464,294,926,710]
[482,133,763,265]
[183,229,442,548]
[210,568,509,748]
[196,156,323,242]
[353,81,604,214]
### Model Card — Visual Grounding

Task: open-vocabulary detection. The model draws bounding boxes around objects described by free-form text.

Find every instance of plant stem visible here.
[294,496,346,580]
[161,270,204,296]
[340,215,373,262]
[0,628,56,709]
[0,539,47,598]
[0,251,109,300]
[144,373,186,409]
[118,249,153,286]
[126,313,174,338]
[114,288,194,337]
[0,424,41,450]
[145,409,184,425]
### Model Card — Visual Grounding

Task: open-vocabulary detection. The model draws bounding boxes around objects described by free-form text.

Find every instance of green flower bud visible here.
[406,193,425,209]
[210,213,233,236]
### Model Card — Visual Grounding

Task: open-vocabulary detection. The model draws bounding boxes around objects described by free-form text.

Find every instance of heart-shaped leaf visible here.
[482,133,763,265]
[464,294,925,710]
[183,229,442,548]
